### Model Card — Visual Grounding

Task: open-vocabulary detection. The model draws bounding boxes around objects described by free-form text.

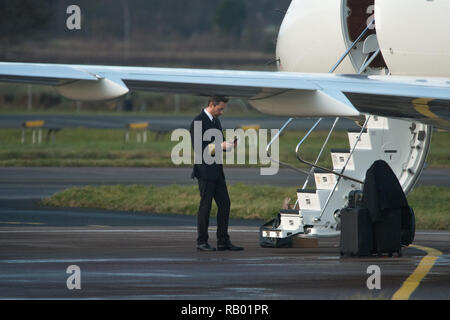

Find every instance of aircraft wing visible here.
[0,62,449,129]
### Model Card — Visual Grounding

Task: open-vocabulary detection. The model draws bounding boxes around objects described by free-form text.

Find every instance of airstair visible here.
[261,19,433,240]
[262,115,431,240]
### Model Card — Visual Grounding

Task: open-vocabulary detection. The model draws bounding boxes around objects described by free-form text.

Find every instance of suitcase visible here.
[373,209,402,257]
[348,190,364,209]
[340,207,373,257]
[401,206,415,246]
[259,217,293,248]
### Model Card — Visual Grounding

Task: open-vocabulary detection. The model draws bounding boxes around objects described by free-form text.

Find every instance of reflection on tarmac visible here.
[0,167,448,300]
[1,225,449,299]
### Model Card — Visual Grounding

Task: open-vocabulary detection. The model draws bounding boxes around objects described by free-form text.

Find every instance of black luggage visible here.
[347,190,364,208]
[340,207,373,257]
[401,206,415,246]
[363,160,409,223]
[363,160,412,257]
[373,209,402,257]
[260,215,293,248]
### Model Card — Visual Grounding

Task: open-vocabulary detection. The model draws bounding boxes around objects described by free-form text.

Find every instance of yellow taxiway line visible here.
[392,244,442,300]
[0,221,45,226]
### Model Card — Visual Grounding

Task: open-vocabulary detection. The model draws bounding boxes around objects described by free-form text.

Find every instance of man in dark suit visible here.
[189,96,244,252]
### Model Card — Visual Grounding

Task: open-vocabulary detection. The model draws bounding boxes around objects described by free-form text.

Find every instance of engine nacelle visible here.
[55,77,129,101]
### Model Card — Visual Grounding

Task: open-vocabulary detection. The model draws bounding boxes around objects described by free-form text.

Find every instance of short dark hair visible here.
[208,95,229,106]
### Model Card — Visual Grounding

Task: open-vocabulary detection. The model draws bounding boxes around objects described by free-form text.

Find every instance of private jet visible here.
[0,0,449,241]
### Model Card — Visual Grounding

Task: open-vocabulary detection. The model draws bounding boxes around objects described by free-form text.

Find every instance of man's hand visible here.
[222,140,235,152]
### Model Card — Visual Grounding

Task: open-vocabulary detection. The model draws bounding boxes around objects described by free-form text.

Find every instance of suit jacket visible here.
[189,111,225,181]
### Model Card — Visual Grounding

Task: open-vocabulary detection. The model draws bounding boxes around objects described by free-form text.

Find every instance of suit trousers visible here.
[196,175,231,246]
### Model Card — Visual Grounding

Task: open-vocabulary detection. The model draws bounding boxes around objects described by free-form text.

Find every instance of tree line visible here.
[0,0,291,51]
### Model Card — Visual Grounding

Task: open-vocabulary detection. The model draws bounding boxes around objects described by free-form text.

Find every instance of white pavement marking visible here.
[0,228,259,234]
[0,258,197,264]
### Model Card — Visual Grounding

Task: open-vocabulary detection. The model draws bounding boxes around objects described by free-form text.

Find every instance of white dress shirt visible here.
[203,108,214,122]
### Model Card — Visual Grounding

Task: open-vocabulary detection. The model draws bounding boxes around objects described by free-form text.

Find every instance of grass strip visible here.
[42,184,450,230]
[0,129,449,168]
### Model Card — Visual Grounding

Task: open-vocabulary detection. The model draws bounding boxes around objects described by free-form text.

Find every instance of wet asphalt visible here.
[0,167,449,300]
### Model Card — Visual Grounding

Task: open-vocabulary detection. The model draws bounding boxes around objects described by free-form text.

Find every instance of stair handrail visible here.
[276,20,376,225]
[293,19,377,186]
[266,118,311,176]
[358,48,381,74]
[316,116,372,221]
[267,19,375,204]
[330,19,375,73]
[301,117,340,190]
[295,128,364,185]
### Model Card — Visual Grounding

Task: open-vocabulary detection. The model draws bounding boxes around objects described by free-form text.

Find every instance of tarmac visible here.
[0,167,449,300]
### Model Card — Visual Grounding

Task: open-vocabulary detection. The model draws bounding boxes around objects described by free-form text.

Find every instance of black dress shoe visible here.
[217,242,244,251]
[197,243,217,251]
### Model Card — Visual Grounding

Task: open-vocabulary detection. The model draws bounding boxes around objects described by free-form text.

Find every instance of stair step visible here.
[298,208,321,225]
[330,148,350,153]
[278,213,303,232]
[330,149,355,170]
[314,172,337,189]
[297,189,331,210]
[296,189,317,194]
[347,128,367,133]
[348,130,372,149]
[279,209,299,214]
[366,115,388,129]
[313,168,333,174]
